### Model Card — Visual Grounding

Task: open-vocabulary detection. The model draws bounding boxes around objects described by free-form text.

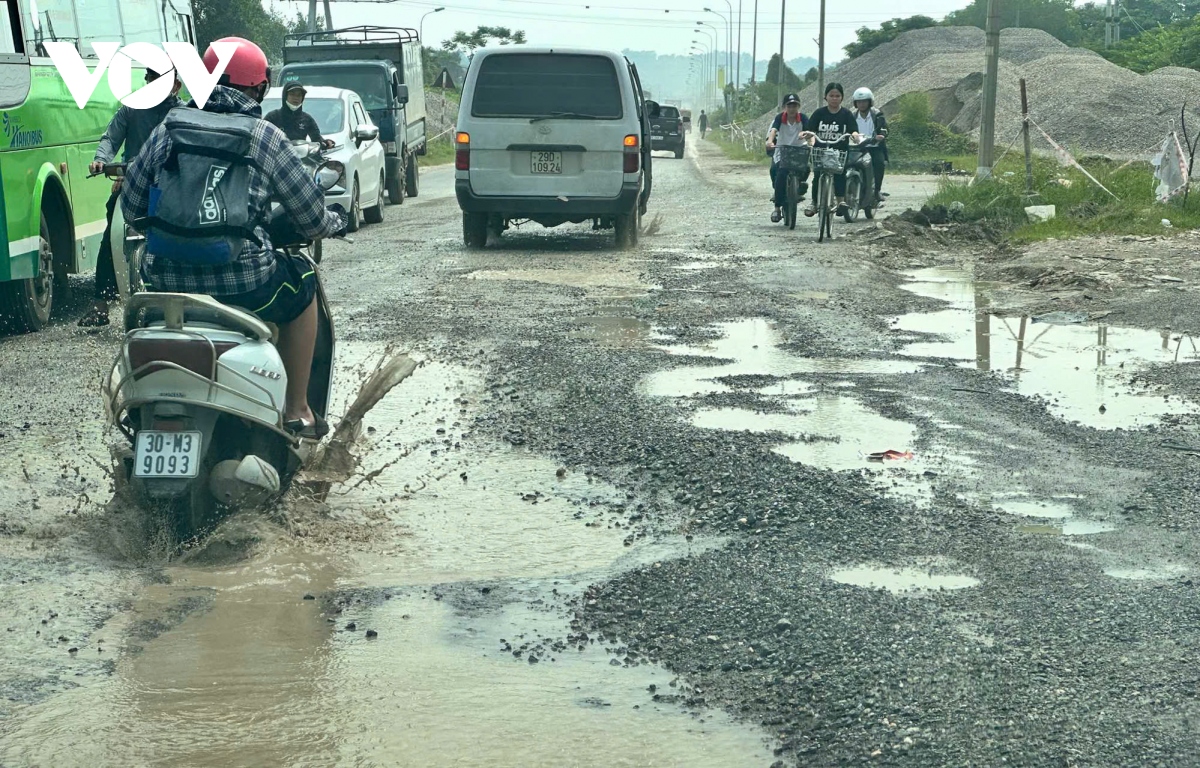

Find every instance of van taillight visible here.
[623,135,639,174]
[128,339,237,380]
[455,132,470,171]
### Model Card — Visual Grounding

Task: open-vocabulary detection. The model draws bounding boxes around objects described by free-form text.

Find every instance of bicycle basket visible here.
[777,144,811,171]
[814,148,847,174]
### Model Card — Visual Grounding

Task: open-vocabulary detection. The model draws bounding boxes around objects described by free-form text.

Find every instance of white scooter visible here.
[102,162,346,540]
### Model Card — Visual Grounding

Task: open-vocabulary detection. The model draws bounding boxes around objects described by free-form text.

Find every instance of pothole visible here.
[993,498,1075,519]
[828,557,980,594]
[567,316,652,348]
[894,267,1197,429]
[1017,519,1118,536]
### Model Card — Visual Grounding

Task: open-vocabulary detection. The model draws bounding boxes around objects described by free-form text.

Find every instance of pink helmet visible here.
[203,37,270,88]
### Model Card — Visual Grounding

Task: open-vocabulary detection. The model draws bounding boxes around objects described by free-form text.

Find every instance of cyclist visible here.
[851,87,889,205]
[803,82,860,218]
[766,93,809,223]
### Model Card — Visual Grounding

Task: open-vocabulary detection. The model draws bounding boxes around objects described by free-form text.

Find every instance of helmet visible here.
[852,87,874,104]
[204,37,270,89]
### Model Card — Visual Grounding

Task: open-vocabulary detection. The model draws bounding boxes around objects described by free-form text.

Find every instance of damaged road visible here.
[3,140,1200,766]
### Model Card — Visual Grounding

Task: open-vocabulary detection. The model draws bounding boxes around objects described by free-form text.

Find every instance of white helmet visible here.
[853,87,874,104]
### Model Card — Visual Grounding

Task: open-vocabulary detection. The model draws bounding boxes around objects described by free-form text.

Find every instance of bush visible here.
[887,92,974,156]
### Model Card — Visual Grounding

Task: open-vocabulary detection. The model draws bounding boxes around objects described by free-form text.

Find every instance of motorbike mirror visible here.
[316,164,342,191]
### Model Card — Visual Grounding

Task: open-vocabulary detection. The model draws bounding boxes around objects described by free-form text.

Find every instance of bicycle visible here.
[811,134,854,243]
[776,144,811,231]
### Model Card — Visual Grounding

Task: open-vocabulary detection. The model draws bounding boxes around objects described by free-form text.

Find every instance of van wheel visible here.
[463,212,487,248]
[363,172,385,224]
[405,153,420,198]
[387,163,404,205]
[0,214,54,333]
[346,177,361,233]
[614,204,640,250]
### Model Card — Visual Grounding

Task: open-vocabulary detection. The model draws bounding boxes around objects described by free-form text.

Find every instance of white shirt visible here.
[856,110,875,138]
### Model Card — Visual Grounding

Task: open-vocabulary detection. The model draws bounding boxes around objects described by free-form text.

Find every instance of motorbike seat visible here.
[125,293,274,341]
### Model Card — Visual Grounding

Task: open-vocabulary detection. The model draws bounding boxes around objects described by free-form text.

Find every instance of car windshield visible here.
[661,106,680,118]
[263,97,346,135]
[282,67,392,111]
[471,53,622,120]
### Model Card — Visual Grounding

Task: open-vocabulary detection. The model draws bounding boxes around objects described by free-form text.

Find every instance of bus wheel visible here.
[0,215,54,333]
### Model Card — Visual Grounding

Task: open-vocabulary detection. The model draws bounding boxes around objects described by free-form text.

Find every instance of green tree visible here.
[193,0,291,61]
[442,26,527,55]
[764,54,802,91]
[945,0,1083,44]
[423,47,466,87]
[844,15,941,58]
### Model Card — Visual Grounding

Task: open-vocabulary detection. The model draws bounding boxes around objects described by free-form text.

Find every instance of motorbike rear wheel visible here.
[843,172,862,223]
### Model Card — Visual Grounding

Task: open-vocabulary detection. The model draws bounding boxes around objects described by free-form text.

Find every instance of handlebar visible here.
[87,162,126,179]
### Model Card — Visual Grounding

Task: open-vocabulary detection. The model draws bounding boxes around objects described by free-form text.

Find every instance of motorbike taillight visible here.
[128,339,238,380]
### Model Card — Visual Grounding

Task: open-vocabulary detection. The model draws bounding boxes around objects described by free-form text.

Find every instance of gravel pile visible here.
[425,91,459,140]
[777,26,1200,157]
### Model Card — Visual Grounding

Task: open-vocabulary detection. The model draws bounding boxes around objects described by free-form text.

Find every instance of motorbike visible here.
[102,159,347,541]
[87,163,144,301]
[287,140,331,263]
[842,133,886,224]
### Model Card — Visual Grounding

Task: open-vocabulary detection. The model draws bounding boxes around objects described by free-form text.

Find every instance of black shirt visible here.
[806,106,858,145]
[263,107,326,143]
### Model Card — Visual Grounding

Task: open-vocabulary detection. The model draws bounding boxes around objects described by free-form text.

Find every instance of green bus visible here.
[0,0,194,332]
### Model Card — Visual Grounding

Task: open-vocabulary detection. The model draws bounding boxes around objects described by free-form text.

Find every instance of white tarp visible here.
[1152,132,1189,203]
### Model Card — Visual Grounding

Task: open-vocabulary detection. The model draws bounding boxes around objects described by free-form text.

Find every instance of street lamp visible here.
[696,22,723,111]
[691,40,713,108]
[694,28,716,104]
[419,6,444,42]
[702,7,729,90]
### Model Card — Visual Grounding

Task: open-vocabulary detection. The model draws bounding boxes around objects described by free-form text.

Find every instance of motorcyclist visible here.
[264,82,336,149]
[80,68,182,327]
[851,87,889,205]
[766,93,809,223]
[803,82,861,218]
[122,37,345,439]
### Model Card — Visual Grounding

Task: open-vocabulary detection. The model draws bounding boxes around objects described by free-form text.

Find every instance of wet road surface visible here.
[3,138,1200,766]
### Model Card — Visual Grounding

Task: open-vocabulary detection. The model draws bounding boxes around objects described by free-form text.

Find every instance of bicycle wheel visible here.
[786,174,799,230]
[817,176,832,242]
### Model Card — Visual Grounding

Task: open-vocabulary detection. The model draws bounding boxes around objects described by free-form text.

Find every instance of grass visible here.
[423,138,456,167]
[926,154,1200,243]
[710,131,773,165]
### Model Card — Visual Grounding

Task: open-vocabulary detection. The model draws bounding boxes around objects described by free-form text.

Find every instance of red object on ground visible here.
[866,449,914,462]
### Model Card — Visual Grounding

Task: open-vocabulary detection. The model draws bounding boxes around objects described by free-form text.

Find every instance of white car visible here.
[262,86,386,232]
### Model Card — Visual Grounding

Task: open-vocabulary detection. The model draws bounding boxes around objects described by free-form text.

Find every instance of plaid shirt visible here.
[122,86,341,296]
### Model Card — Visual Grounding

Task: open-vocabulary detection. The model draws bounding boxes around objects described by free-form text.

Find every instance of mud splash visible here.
[895,267,1196,429]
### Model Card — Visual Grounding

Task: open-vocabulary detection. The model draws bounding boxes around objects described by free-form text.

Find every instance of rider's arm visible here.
[874,110,889,139]
[94,106,129,165]
[120,122,170,222]
[303,113,327,145]
[263,124,342,239]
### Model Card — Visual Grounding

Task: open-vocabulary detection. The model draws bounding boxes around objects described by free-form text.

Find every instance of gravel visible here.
[778,26,1200,157]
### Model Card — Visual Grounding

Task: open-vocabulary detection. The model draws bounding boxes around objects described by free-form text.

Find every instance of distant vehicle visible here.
[262,86,386,233]
[649,104,685,158]
[680,108,693,133]
[282,26,427,207]
[454,47,654,250]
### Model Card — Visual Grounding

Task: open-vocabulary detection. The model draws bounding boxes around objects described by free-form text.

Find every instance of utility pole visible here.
[977,0,1001,179]
[737,0,742,90]
[1105,0,1113,48]
[817,0,826,103]
[323,0,333,30]
[308,0,317,33]
[1020,78,1036,199]
[751,0,758,82]
[777,0,786,108]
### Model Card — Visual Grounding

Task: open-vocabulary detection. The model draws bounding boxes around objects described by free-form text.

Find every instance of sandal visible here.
[836,202,850,216]
[77,305,110,327]
[284,413,329,440]
[770,210,782,223]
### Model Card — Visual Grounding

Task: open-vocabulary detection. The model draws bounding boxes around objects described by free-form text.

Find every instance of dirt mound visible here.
[781,26,1200,158]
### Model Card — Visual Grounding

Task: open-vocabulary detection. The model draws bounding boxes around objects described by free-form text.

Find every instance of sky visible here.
[273,0,971,64]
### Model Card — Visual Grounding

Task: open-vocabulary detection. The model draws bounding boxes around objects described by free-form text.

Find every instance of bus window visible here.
[119,0,163,44]
[75,0,121,58]
[0,1,23,55]
[24,0,80,54]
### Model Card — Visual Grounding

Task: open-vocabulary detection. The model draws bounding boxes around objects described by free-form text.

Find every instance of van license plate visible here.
[652,135,664,141]
[134,431,202,478]
[530,151,562,174]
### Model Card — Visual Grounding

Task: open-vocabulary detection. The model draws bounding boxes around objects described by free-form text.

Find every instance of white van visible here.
[454,48,654,249]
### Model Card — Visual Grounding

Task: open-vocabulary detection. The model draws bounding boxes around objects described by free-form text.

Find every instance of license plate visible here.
[530,151,561,174]
[134,431,202,478]
[652,135,664,141]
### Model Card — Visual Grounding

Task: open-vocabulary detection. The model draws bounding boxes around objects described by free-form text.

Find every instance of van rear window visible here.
[472,54,622,119]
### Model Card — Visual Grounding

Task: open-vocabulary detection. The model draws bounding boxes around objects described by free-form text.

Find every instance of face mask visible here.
[286,101,302,111]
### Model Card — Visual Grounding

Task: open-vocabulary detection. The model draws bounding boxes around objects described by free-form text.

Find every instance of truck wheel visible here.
[674,143,685,159]
[0,214,54,333]
[364,171,386,224]
[387,162,405,206]
[463,212,487,248]
[614,204,640,250]
[346,177,362,233]
[405,153,420,198]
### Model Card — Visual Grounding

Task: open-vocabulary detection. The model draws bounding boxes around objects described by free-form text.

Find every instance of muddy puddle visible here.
[466,264,659,299]
[828,557,980,594]
[567,316,654,349]
[0,345,777,764]
[895,267,1196,429]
